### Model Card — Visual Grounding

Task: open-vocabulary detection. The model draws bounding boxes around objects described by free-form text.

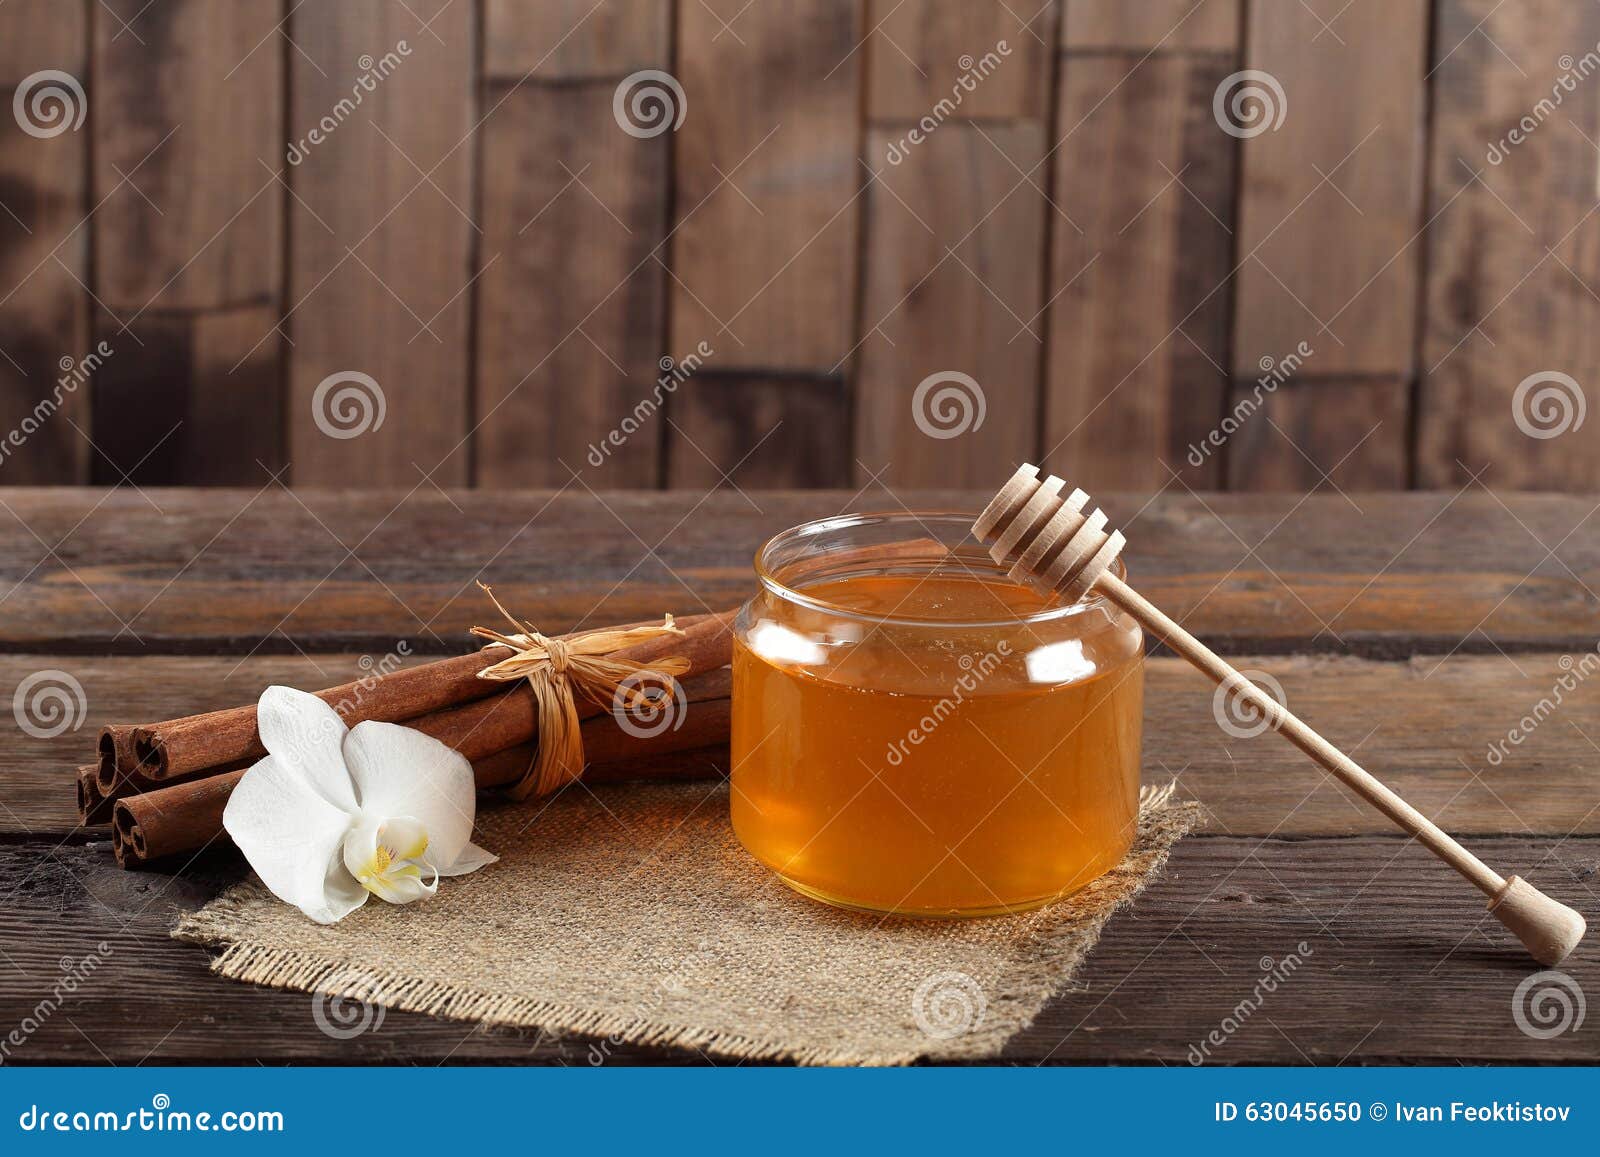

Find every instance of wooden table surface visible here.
[1,487,1596,1065]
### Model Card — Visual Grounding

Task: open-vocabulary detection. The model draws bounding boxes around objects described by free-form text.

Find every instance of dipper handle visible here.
[975,464,1587,966]
[1099,571,1585,967]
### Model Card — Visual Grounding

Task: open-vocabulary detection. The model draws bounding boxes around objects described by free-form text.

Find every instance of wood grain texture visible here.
[1224,375,1409,491]
[482,0,668,81]
[285,0,474,487]
[0,0,86,83]
[90,1,284,485]
[9,3,1600,496]
[866,0,1055,122]
[475,82,668,487]
[670,0,862,370]
[1062,0,1239,51]
[3,489,1600,655]
[1002,832,1599,1064]
[8,648,1600,837]
[90,305,283,485]
[1,484,1595,1067]
[666,373,852,488]
[0,833,1591,1063]
[93,0,282,310]
[1043,50,1236,491]
[856,122,1045,486]
[0,0,90,483]
[1418,0,1600,488]
[1232,0,1428,378]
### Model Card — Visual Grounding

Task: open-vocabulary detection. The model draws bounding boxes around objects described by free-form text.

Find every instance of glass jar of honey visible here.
[731,513,1144,917]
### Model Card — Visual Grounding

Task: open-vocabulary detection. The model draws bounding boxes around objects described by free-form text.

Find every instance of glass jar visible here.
[731,513,1144,917]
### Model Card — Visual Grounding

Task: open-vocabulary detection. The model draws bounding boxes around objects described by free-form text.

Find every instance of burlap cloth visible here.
[175,780,1201,1065]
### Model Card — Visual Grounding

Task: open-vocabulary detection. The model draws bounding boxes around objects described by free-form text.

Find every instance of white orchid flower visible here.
[222,686,497,924]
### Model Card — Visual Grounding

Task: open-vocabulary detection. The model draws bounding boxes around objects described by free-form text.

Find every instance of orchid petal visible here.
[363,865,438,905]
[222,754,366,924]
[380,815,430,862]
[341,815,381,882]
[342,721,476,870]
[432,841,498,878]
[255,686,358,813]
[341,815,427,880]
[342,816,438,904]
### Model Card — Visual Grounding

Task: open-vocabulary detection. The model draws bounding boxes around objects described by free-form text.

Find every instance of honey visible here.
[731,516,1144,917]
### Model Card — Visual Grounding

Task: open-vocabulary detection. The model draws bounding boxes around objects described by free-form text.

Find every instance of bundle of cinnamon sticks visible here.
[81,609,738,868]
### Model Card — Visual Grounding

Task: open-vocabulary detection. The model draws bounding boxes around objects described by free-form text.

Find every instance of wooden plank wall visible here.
[0,1,1597,492]
[92,0,285,486]
[1419,0,1600,489]
[855,2,1050,488]
[478,0,670,488]
[1046,0,1239,493]
[668,0,861,489]
[288,0,475,487]
[0,1,90,484]
[1228,0,1425,491]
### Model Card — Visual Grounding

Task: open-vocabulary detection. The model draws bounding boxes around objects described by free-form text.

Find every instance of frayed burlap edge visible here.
[174,787,1202,1066]
[179,910,840,1063]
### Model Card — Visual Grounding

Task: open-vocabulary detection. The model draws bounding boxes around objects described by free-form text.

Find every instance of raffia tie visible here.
[470,583,690,800]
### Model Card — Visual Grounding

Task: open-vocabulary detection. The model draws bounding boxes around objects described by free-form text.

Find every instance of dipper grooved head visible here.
[974,463,1125,600]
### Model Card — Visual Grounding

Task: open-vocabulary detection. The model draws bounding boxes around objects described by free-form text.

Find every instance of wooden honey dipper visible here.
[975,463,1587,965]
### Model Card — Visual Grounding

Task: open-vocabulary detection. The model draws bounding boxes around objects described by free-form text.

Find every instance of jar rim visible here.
[752,510,1124,629]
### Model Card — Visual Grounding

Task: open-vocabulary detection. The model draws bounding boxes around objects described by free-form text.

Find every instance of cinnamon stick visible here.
[99,726,232,798]
[120,609,733,783]
[95,729,245,802]
[95,726,143,791]
[400,654,731,767]
[77,764,114,826]
[113,670,735,868]
[469,670,733,787]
